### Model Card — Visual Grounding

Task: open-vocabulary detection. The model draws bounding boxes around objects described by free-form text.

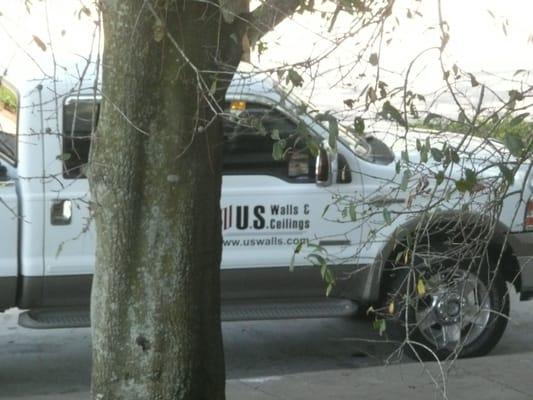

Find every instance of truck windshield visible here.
[0,83,17,165]
[272,84,371,160]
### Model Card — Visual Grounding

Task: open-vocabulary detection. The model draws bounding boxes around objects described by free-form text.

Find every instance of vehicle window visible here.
[0,82,18,165]
[62,99,99,179]
[223,105,316,182]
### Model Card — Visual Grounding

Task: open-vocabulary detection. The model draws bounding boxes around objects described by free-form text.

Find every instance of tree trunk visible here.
[89,1,238,399]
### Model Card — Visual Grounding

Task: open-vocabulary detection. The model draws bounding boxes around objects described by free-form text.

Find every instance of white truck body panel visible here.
[0,181,17,278]
[0,49,532,313]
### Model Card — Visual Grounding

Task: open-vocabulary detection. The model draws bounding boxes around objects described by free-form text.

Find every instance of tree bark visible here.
[89,1,233,399]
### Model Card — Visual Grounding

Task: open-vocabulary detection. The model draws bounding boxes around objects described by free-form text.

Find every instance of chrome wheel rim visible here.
[414,269,491,351]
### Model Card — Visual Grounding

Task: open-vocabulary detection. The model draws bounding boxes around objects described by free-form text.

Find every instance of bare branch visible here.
[247,0,301,46]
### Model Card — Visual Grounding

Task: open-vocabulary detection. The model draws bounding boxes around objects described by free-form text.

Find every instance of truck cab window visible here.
[0,82,18,165]
[222,105,316,182]
[62,99,99,179]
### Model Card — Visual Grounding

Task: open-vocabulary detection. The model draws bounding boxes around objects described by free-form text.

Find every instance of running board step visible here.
[18,309,90,329]
[18,300,359,328]
[221,299,359,321]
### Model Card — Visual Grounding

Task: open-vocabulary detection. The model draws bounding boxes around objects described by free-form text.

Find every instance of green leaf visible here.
[508,89,524,102]
[455,179,469,193]
[270,128,280,140]
[349,203,357,221]
[56,153,71,161]
[382,101,407,127]
[420,146,429,163]
[498,163,515,185]
[366,86,377,104]
[286,69,304,87]
[435,170,445,185]
[446,148,460,164]
[431,147,443,162]
[289,242,305,272]
[510,113,529,126]
[395,250,405,263]
[353,117,365,135]
[369,52,379,66]
[452,151,460,164]
[465,168,477,186]
[372,319,386,336]
[322,266,335,287]
[308,253,327,267]
[400,169,411,191]
[272,139,287,160]
[504,132,524,157]
[383,208,392,225]
[257,41,268,55]
[424,112,443,124]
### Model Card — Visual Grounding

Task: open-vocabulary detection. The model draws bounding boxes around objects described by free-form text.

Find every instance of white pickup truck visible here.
[0,57,532,359]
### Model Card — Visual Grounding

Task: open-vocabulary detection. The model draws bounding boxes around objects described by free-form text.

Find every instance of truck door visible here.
[220,103,360,300]
[41,97,96,306]
[0,81,19,308]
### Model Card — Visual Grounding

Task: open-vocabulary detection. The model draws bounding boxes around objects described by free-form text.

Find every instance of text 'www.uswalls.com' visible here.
[223,237,310,247]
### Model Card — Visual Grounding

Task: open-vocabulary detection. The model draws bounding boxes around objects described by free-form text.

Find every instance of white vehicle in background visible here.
[0,54,532,359]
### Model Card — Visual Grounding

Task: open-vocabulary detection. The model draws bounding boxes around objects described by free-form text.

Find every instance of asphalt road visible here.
[0,290,532,399]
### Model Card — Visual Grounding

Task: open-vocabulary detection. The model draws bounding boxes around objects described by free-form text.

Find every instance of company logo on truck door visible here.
[222,204,310,231]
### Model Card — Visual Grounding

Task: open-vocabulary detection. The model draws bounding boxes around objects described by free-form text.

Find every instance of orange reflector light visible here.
[230,101,246,112]
[526,200,533,231]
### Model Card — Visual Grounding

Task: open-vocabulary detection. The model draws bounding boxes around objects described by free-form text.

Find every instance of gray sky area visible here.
[1,0,531,120]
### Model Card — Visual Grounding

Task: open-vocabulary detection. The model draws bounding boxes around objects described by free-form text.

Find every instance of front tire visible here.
[384,240,509,360]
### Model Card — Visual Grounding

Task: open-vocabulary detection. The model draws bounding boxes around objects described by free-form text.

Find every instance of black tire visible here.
[384,239,509,361]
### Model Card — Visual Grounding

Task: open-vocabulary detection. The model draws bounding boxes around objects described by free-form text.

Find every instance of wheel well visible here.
[487,239,521,293]
[377,222,522,303]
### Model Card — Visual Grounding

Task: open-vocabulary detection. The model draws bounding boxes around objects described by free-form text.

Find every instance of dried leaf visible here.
[32,35,47,52]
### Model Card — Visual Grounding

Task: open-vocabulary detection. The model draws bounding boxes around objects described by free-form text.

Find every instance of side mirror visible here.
[315,148,332,186]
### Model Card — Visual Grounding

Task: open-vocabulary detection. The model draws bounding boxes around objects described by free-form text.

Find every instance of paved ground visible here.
[1,290,532,399]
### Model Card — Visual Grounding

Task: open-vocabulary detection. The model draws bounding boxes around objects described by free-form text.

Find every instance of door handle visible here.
[367,196,404,207]
[51,200,72,225]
